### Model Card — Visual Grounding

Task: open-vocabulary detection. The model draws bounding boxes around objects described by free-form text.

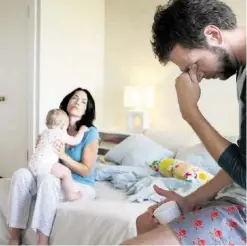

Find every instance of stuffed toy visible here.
[150,158,213,185]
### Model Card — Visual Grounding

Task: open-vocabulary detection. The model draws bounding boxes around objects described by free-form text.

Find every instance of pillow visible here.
[143,129,200,153]
[105,135,175,167]
[150,158,213,185]
[175,143,221,175]
[175,136,238,175]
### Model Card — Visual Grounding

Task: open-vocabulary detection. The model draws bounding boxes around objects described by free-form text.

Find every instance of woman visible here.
[8,88,99,245]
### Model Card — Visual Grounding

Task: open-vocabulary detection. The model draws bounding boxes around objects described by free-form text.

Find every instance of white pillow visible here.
[175,143,220,175]
[105,135,175,167]
[144,129,200,152]
[175,136,238,175]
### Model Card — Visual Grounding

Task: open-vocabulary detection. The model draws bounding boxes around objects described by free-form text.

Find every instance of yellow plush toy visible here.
[150,158,213,185]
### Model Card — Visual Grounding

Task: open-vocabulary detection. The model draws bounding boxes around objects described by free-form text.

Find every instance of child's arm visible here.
[63,126,88,146]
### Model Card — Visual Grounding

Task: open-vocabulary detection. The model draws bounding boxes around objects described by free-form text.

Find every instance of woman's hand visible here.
[53,140,66,159]
[152,185,196,215]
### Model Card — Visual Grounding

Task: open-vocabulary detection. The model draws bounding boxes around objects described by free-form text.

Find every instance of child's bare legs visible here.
[51,163,81,201]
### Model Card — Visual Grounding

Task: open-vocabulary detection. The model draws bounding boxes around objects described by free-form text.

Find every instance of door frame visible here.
[27,0,40,157]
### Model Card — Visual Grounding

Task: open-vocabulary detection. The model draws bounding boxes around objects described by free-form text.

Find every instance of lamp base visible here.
[126,110,150,133]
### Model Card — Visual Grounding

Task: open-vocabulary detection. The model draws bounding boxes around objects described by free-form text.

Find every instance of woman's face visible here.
[67,90,88,118]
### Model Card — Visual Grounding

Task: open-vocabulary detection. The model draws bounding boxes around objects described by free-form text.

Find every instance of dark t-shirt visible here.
[218,65,246,189]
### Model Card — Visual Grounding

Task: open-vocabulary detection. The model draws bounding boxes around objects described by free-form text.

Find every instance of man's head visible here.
[151,0,238,80]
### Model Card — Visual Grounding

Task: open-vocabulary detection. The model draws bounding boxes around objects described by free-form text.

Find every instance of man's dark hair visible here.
[151,0,237,64]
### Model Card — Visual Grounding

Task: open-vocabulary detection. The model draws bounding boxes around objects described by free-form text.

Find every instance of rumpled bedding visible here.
[95,164,201,202]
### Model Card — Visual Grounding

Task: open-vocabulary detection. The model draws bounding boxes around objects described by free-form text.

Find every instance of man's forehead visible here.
[170,45,191,70]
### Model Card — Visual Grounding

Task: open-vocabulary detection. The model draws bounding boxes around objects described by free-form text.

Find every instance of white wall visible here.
[104,0,246,136]
[38,0,105,132]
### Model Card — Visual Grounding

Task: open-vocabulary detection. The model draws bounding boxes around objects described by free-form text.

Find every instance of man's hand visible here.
[152,185,196,215]
[147,200,166,216]
[188,64,204,84]
[175,66,201,122]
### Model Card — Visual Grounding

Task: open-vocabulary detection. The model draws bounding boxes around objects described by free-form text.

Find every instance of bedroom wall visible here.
[38,0,105,132]
[104,0,246,136]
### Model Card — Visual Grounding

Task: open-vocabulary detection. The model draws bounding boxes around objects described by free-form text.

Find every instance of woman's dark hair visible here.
[59,88,96,130]
[151,0,237,64]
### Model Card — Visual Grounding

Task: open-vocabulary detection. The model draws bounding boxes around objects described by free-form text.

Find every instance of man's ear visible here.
[204,25,223,46]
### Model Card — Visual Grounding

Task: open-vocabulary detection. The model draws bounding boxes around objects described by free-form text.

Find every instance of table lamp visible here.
[123,86,154,133]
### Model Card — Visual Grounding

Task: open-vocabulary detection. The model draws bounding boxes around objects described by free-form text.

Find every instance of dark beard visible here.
[209,46,237,80]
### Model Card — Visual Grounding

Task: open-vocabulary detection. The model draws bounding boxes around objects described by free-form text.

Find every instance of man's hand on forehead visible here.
[174,71,201,122]
[187,64,204,83]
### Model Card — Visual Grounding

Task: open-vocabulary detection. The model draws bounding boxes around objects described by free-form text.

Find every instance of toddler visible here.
[29,109,88,201]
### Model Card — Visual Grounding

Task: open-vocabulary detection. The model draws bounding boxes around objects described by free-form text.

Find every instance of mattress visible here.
[0,179,152,245]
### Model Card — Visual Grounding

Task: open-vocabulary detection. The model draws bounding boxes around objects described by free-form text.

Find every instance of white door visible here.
[0,0,31,177]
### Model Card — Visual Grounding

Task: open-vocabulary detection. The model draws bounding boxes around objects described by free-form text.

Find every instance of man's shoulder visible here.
[236,65,246,103]
[236,64,246,81]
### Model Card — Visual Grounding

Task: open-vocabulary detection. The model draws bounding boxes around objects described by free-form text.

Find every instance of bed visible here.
[0,130,235,245]
[0,178,152,245]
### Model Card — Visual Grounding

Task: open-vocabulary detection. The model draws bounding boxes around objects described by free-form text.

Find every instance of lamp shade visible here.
[123,86,154,109]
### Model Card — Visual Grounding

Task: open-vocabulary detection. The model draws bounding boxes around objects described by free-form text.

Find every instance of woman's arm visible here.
[60,140,98,177]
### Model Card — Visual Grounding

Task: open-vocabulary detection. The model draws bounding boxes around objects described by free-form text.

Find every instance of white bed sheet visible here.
[0,179,152,245]
[49,182,152,245]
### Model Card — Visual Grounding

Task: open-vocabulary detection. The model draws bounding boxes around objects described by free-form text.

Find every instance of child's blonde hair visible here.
[46,109,69,129]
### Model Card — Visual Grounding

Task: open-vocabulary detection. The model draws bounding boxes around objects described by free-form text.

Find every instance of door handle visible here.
[0,96,6,102]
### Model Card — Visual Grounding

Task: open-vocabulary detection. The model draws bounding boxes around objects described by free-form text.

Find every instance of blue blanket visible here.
[95,164,201,202]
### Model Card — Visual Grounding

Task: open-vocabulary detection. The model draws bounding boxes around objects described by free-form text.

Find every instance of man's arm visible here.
[186,169,233,207]
[186,108,230,160]
[153,169,233,215]
[186,107,246,189]
[175,72,246,189]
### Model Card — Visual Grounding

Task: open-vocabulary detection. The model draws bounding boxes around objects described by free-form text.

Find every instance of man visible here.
[122,0,246,245]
